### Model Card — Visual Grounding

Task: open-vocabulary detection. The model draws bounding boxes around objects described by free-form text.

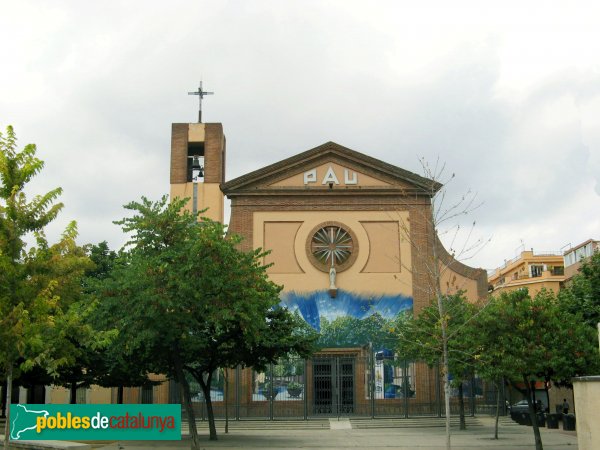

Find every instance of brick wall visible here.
[170,123,188,184]
[204,123,224,183]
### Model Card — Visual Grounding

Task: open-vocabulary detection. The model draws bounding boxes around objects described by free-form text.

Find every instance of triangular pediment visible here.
[268,161,393,188]
[221,141,440,195]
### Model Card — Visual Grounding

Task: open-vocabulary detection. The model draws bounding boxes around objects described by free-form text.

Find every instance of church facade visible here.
[162,121,489,418]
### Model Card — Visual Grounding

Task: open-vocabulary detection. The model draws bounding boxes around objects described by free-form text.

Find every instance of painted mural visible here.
[280,289,413,349]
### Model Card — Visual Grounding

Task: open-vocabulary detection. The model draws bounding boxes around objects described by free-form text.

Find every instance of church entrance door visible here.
[312,355,355,415]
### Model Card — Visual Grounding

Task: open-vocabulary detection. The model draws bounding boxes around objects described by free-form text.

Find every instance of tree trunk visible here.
[458,382,466,430]
[493,380,500,440]
[198,372,217,441]
[224,369,229,434]
[431,226,451,450]
[174,359,201,450]
[4,366,13,450]
[530,379,537,409]
[523,375,543,450]
[70,382,77,404]
[441,341,451,450]
[117,386,124,404]
[436,298,451,449]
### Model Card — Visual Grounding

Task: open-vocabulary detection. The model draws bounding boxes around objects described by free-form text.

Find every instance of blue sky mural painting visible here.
[280,290,413,349]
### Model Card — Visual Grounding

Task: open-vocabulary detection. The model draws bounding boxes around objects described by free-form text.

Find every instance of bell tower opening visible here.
[187,142,205,182]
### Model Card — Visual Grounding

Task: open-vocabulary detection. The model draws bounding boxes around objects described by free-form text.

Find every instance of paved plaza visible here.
[110,419,578,450]
[2,416,579,450]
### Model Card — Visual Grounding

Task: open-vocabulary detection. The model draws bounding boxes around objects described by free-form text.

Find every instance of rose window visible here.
[307,223,357,272]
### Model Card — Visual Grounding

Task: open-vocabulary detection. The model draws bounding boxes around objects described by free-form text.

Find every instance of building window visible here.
[251,357,305,402]
[564,252,576,267]
[306,222,358,272]
[371,353,415,400]
[530,265,543,277]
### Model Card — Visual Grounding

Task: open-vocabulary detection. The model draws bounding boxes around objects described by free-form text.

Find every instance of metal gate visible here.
[313,356,355,415]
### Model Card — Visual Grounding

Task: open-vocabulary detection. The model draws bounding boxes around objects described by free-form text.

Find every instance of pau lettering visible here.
[303,166,358,185]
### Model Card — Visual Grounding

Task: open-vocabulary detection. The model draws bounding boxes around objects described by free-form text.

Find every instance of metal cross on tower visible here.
[188,81,214,123]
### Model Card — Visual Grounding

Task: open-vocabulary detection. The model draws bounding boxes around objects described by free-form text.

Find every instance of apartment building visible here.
[488,249,565,296]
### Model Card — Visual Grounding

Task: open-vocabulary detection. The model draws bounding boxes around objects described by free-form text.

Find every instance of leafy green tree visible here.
[559,251,600,328]
[108,196,317,448]
[473,289,600,450]
[24,226,102,403]
[395,293,480,430]
[17,241,148,404]
[2,231,96,408]
[0,126,91,447]
[84,241,117,283]
[79,242,154,403]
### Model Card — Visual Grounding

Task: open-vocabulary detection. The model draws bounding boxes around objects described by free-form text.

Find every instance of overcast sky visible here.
[1,1,599,271]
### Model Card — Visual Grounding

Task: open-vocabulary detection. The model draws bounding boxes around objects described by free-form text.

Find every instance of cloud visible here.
[2,1,599,270]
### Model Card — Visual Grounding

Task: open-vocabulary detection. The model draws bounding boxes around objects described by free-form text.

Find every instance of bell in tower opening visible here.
[189,154,204,182]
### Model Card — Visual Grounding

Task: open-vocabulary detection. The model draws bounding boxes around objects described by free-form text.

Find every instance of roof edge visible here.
[222,141,442,194]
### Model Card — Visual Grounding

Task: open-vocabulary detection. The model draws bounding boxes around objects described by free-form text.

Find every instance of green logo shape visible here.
[10,404,181,441]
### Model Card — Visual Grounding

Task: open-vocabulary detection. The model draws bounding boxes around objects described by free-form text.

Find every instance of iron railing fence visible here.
[171,353,505,420]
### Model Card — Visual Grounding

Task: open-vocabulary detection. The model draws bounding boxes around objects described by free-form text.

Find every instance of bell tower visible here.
[169,122,226,222]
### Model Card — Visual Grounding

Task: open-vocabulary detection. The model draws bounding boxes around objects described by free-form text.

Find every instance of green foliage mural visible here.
[318,313,401,349]
[280,289,413,349]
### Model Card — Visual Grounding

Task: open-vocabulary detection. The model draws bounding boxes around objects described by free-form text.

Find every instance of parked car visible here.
[509,399,530,414]
[509,399,547,415]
